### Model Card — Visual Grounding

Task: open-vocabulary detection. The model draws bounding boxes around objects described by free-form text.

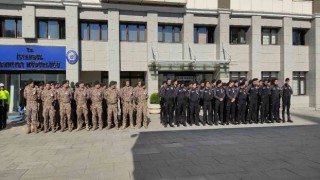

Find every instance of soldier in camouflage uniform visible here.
[135,82,148,129]
[89,81,104,130]
[24,79,40,134]
[38,82,44,131]
[41,82,56,133]
[57,80,73,132]
[120,80,134,129]
[74,82,89,131]
[104,81,119,130]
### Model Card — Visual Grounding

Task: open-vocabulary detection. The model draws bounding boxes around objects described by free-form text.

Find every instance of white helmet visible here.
[0,83,4,87]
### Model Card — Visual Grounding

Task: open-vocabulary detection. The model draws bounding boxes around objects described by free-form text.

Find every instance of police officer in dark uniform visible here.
[175,81,188,127]
[158,81,167,124]
[201,81,213,126]
[237,81,247,124]
[281,78,293,123]
[214,80,225,125]
[186,83,193,125]
[247,78,259,124]
[271,78,281,123]
[162,78,175,127]
[226,80,237,125]
[259,79,271,123]
[188,82,200,126]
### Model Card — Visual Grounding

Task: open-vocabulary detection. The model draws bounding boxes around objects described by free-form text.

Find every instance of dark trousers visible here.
[214,100,224,123]
[237,101,246,123]
[189,102,200,124]
[175,101,186,124]
[164,100,174,125]
[272,98,280,119]
[260,96,269,122]
[160,100,166,124]
[249,97,258,122]
[0,106,7,130]
[203,101,213,124]
[282,97,291,120]
[226,100,236,123]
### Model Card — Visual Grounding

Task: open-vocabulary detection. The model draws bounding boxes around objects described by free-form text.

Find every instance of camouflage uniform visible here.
[104,88,119,129]
[41,88,56,132]
[38,88,44,130]
[24,86,40,133]
[89,88,104,130]
[74,87,89,131]
[135,88,148,128]
[120,86,134,128]
[57,88,73,132]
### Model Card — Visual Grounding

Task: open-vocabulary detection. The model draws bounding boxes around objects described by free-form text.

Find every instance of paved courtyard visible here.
[0,108,320,180]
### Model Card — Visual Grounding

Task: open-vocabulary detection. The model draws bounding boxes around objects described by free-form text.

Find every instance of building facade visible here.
[0,0,319,111]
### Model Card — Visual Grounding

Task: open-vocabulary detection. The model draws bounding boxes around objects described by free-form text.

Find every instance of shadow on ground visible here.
[131,125,320,180]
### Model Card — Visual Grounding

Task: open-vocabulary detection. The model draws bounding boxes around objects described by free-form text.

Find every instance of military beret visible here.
[62,80,69,85]
[94,81,100,85]
[28,79,34,84]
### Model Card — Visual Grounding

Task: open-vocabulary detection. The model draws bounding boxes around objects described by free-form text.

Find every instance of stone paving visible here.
[0,108,320,180]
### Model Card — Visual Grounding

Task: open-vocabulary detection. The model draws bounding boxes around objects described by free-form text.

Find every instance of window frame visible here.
[0,17,22,38]
[230,72,247,81]
[194,26,215,44]
[37,18,65,39]
[119,23,146,42]
[292,28,307,46]
[158,24,182,43]
[230,26,248,45]
[293,72,306,95]
[80,21,108,41]
[261,71,278,81]
[261,28,279,45]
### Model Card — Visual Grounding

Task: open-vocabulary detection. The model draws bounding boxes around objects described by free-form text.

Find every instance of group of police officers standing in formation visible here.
[158,77,293,127]
[23,79,149,134]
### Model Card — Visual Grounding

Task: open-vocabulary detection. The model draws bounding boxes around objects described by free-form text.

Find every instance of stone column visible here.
[307,16,320,110]
[279,17,293,83]
[65,4,79,82]
[249,16,262,79]
[183,13,194,61]
[108,9,120,88]
[147,11,159,101]
[215,11,230,82]
[22,5,35,38]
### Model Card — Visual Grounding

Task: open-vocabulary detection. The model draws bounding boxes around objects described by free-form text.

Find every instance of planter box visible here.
[149,104,161,114]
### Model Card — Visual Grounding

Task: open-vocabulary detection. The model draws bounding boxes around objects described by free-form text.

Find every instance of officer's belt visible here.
[108,103,117,105]
[60,101,71,103]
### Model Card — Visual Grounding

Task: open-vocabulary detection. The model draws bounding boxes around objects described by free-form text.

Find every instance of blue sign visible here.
[66,50,79,64]
[0,45,66,70]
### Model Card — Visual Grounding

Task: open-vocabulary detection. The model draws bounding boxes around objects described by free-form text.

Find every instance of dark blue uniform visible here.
[162,85,176,127]
[271,85,281,122]
[281,84,293,122]
[188,88,200,125]
[247,85,259,123]
[214,86,225,125]
[237,87,247,124]
[259,85,271,123]
[175,87,188,126]
[226,86,237,124]
[201,88,213,125]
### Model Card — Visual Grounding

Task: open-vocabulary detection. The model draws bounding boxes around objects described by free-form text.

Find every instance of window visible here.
[262,28,278,45]
[230,26,248,44]
[230,72,247,81]
[194,26,215,44]
[80,22,108,41]
[38,19,65,39]
[0,17,22,38]
[120,23,146,42]
[293,29,307,45]
[293,72,306,95]
[158,24,182,43]
[261,72,278,81]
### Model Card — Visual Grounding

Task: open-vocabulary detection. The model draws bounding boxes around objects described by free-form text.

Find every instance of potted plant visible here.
[149,93,161,114]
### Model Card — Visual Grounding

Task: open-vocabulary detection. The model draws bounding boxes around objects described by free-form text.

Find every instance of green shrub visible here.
[150,93,160,104]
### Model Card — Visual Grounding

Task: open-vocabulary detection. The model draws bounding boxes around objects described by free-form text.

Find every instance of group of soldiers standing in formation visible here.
[158,77,293,127]
[23,79,149,134]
